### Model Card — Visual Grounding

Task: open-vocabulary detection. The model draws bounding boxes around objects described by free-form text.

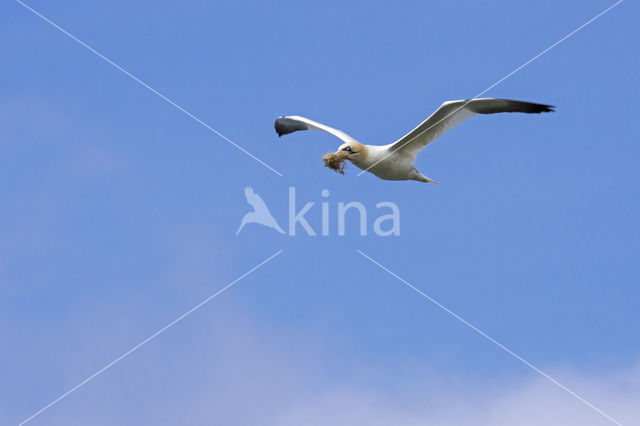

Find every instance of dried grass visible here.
[322,151,350,174]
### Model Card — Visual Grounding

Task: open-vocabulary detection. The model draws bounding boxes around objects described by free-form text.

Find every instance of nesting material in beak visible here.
[322,150,350,174]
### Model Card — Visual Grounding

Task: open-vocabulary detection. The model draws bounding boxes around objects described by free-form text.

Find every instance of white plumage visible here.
[275,98,553,183]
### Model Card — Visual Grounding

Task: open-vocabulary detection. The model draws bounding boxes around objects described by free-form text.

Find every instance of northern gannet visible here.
[274,98,553,183]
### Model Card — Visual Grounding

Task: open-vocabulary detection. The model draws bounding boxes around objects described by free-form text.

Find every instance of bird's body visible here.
[349,144,434,182]
[275,98,554,183]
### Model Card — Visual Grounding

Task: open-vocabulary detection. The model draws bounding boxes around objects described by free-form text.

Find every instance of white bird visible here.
[236,186,285,235]
[274,98,554,183]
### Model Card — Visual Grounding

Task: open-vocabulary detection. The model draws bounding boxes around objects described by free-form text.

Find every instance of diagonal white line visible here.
[356,249,622,426]
[15,0,283,177]
[17,249,283,426]
[357,0,624,176]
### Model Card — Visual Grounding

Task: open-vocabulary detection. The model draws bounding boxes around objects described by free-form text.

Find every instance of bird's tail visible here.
[415,173,440,184]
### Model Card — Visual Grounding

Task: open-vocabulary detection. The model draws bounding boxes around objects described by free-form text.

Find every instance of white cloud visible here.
[4,233,637,426]
[23,302,635,426]
[274,365,640,426]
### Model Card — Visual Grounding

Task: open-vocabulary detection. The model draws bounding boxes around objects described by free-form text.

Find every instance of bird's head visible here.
[336,141,366,163]
[323,141,368,174]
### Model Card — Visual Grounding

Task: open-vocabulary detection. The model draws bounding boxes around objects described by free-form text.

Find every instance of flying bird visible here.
[274,98,554,183]
[236,186,285,235]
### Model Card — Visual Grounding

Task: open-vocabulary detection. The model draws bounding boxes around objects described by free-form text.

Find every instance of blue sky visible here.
[1,0,639,424]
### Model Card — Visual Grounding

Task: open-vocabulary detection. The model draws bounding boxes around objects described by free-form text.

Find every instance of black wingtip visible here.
[470,99,556,115]
[274,119,284,137]
[520,102,555,114]
[274,116,302,137]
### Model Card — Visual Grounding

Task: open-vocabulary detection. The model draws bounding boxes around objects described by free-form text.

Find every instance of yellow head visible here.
[336,141,367,165]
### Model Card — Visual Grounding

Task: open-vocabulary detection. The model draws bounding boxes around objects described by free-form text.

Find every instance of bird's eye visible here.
[343,146,352,152]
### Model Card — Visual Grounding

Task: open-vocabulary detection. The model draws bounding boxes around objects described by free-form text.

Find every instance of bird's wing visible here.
[244,186,269,212]
[274,116,358,144]
[388,98,554,159]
